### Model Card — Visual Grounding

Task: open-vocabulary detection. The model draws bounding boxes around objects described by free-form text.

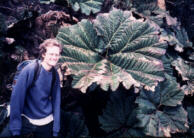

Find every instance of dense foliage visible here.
[0,0,193,137]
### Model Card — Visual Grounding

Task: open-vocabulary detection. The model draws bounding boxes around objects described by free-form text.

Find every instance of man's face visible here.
[42,46,61,67]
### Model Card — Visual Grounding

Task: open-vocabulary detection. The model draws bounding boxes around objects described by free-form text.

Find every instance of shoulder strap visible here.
[28,60,56,92]
[30,59,41,88]
[51,67,56,93]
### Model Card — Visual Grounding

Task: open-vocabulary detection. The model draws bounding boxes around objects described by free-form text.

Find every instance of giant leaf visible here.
[57,8,167,92]
[99,90,143,137]
[172,58,194,95]
[135,74,188,137]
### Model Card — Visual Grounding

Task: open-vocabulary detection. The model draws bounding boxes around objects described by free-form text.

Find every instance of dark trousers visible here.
[0,116,53,138]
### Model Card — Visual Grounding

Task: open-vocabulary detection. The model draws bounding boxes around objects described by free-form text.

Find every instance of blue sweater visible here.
[9,61,61,136]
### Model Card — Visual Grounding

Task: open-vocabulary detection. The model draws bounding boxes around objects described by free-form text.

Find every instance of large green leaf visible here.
[99,90,143,137]
[172,58,194,95]
[57,8,167,92]
[135,74,188,137]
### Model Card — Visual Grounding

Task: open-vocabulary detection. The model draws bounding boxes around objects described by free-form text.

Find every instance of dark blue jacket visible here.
[9,61,61,136]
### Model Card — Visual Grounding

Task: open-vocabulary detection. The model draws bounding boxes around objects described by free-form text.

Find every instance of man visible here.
[5,38,62,138]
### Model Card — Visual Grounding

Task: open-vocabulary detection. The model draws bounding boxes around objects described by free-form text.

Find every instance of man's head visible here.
[39,38,62,67]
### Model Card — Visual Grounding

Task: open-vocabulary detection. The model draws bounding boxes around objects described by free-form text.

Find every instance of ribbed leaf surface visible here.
[161,54,174,76]
[99,91,142,136]
[58,19,105,92]
[57,8,167,92]
[135,74,188,137]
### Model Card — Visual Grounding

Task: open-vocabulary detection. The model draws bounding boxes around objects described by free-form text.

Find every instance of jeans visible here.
[0,116,53,138]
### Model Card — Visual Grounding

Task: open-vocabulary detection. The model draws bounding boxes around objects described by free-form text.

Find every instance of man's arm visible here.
[9,65,33,135]
[52,73,61,137]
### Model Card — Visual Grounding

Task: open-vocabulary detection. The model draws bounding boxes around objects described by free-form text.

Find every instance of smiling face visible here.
[42,46,61,68]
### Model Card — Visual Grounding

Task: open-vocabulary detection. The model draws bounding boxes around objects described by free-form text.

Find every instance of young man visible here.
[9,38,62,138]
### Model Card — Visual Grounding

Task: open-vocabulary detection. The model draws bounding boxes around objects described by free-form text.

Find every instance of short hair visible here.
[39,38,62,59]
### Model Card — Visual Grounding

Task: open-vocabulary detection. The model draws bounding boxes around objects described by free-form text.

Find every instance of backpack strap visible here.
[51,67,56,93]
[29,59,41,89]
[27,60,56,93]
